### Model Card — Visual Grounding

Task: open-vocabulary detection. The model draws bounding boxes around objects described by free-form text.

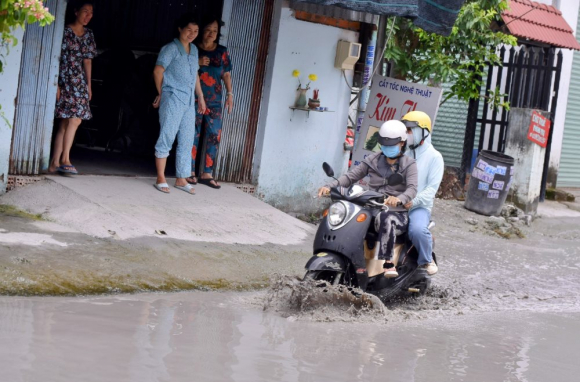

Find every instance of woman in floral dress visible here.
[49,0,96,175]
[187,18,233,189]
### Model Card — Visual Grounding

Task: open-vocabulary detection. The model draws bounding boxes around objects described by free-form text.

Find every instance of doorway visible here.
[11,0,272,182]
[71,0,224,176]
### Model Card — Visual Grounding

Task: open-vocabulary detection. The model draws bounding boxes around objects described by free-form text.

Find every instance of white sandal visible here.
[383,263,398,278]
[174,183,195,194]
[154,182,170,193]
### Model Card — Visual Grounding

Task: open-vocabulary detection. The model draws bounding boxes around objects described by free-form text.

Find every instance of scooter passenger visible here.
[318,120,418,277]
[402,111,444,275]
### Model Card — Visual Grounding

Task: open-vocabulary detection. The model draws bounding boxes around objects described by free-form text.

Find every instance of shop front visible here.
[7,0,271,184]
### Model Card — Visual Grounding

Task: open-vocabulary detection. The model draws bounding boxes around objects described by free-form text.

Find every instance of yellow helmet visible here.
[401,111,432,133]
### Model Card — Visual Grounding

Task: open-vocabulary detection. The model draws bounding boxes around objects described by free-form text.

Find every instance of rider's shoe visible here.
[383,262,398,278]
[421,262,438,275]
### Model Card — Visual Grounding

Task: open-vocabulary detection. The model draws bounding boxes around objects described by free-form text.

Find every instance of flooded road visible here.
[1,290,579,382]
[1,200,580,381]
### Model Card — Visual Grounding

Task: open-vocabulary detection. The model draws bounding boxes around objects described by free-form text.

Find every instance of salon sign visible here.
[352,75,442,185]
[527,111,550,148]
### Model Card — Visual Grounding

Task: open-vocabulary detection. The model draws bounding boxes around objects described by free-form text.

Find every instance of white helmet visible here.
[378,120,407,146]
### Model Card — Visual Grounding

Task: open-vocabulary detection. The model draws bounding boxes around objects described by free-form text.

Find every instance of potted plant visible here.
[308,89,321,109]
[292,71,317,108]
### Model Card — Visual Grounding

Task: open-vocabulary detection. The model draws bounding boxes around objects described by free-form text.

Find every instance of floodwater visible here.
[1,286,579,382]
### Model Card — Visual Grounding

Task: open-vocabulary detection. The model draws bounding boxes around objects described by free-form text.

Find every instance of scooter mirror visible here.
[322,162,335,178]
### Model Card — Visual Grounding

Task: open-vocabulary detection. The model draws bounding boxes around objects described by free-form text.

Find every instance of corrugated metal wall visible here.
[431,83,469,168]
[9,0,66,175]
[432,78,488,170]
[214,0,273,183]
[558,8,580,187]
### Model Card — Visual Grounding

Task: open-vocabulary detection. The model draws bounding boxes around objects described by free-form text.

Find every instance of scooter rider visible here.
[402,111,444,275]
[318,120,417,277]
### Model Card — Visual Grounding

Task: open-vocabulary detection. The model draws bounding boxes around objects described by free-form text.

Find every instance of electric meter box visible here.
[334,40,361,70]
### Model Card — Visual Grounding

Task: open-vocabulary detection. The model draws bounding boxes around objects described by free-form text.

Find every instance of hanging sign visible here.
[527,111,551,148]
[352,75,442,185]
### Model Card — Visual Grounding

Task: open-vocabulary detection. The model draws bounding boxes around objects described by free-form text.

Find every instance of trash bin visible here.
[464,150,515,216]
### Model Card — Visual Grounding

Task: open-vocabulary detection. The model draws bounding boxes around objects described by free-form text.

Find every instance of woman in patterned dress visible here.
[49,0,96,175]
[186,18,233,189]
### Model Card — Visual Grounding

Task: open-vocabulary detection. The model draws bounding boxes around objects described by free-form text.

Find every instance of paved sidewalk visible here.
[1,176,314,245]
[560,187,580,213]
[0,176,316,295]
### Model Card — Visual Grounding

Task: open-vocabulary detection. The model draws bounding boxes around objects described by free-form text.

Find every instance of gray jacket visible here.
[327,152,418,212]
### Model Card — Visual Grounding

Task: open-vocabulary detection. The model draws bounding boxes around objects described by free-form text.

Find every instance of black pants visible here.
[374,210,408,261]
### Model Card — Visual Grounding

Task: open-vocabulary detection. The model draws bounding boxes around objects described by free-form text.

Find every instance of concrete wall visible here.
[0,28,24,193]
[504,108,550,214]
[534,0,580,186]
[254,3,356,213]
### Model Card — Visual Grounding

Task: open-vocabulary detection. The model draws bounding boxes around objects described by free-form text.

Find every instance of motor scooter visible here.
[304,162,436,300]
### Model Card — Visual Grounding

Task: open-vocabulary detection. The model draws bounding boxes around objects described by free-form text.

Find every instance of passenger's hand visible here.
[404,201,413,209]
[225,95,233,114]
[88,86,92,101]
[152,95,161,109]
[199,56,210,66]
[318,186,331,198]
[56,86,61,102]
[385,196,402,207]
[198,97,207,114]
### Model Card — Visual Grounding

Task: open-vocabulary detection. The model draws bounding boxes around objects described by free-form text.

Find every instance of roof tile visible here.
[502,0,580,50]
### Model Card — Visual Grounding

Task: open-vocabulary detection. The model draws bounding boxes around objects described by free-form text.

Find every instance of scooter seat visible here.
[395,233,407,244]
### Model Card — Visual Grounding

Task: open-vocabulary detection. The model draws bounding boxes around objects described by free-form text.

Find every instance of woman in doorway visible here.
[187,18,233,189]
[152,14,206,194]
[50,0,96,175]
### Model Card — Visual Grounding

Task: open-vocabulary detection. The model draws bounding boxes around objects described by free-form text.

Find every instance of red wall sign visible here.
[527,111,551,148]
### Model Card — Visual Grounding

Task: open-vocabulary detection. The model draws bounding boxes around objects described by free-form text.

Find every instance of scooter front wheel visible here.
[303,270,343,286]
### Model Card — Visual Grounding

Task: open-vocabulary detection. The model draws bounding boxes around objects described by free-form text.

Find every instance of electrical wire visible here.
[342,16,397,92]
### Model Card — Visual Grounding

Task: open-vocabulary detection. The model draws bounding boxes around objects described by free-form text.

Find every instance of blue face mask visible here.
[381,145,401,158]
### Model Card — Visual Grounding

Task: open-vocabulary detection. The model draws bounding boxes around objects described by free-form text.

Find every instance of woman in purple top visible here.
[187,18,233,189]
[50,0,96,175]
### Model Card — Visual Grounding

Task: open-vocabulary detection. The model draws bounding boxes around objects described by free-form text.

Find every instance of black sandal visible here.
[186,176,197,185]
[199,178,221,189]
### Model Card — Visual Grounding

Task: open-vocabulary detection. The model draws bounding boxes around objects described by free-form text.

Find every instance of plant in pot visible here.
[308,89,321,109]
[292,71,317,108]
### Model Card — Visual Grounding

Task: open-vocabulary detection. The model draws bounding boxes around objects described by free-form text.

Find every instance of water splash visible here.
[263,275,387,322]
[261,270,580,324]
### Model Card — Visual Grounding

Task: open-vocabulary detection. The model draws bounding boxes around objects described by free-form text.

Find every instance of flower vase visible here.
[295,87,308,108]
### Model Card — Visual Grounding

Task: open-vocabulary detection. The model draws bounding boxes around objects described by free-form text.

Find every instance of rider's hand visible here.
[385,196,401,207]
[404,200,413,209]
[318,186,330,198]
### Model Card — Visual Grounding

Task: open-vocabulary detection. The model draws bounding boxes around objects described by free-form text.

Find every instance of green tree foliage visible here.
[1,0,54,72]
[385,0,517,108]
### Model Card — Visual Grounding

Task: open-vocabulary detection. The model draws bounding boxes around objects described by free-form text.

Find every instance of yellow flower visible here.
[292,70,301,77]
[308,74,318,81]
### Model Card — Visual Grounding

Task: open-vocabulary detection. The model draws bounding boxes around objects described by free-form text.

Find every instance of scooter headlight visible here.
[328,202,347,226]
